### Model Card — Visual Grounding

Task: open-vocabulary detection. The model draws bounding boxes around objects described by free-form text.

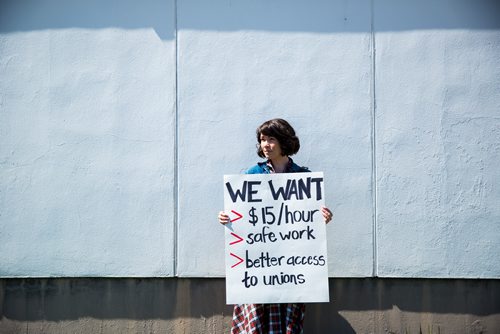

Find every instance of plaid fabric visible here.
[231,303,305,334]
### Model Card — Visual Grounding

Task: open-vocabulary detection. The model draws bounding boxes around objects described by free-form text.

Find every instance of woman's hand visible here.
[321,206,333,224]
[218,211,230,225]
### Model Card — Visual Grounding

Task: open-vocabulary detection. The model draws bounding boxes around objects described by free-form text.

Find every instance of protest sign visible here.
[223,172,329,304]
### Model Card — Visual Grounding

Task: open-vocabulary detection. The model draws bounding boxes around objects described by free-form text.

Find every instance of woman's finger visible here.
[321,206,333,224]
[218,211,229,225]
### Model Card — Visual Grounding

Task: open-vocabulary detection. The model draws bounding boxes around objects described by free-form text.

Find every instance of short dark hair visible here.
[256,118,300,158]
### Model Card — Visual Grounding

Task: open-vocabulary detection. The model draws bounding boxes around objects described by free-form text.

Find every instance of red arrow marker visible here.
[230,210,243,223]
[230,253,244,268]
[229,232,244,245]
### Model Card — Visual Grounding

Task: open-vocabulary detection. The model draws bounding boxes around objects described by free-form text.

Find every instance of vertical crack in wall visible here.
[370,0,378,278]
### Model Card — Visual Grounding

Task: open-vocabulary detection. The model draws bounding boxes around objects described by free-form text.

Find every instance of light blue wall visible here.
[176,0,374,277]
[374,1,500,278]
[0,0,177,276]
[1,0,499,278]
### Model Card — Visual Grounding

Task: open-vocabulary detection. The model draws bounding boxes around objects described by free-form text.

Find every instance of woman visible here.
[218,118,333,334]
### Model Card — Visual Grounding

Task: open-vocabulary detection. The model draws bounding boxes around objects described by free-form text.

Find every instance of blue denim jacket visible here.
[245,158,310,174]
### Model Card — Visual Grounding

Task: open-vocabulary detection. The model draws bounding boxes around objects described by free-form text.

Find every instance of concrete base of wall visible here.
[1,278,499,333]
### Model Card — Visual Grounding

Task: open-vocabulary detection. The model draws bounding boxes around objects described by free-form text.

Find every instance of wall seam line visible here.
[370,0,378,278]
[173,0,179,277]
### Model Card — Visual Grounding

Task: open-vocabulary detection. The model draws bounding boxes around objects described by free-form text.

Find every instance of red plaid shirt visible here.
[231,303,305,334]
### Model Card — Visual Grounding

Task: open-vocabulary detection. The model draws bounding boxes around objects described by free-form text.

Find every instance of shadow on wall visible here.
[2,278,499,332]
[0,0,174,40]
[178,0,500,32]
[305,278,500,332]
[0,278,233,322]
[1,0,499,38]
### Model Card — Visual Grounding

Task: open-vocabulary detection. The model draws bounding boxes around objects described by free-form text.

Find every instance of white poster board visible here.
[223,172,329,304]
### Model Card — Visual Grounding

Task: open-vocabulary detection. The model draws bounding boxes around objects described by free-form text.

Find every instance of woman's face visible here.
[260,134,283,160]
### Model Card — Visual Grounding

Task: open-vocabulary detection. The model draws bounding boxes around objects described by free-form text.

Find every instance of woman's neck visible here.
[270,156,289,173]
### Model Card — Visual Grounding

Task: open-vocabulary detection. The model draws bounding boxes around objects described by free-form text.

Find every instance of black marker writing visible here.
[268,177,323,201]
[225,181,262,203]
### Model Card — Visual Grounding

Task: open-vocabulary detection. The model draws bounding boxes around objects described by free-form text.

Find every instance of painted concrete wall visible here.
[374,0,500,278]
[176,0,374,277]
[0,0,177,276]
[2,278,500,334]
[1,0,500,278]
